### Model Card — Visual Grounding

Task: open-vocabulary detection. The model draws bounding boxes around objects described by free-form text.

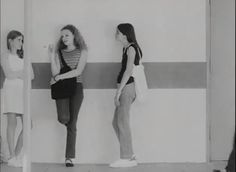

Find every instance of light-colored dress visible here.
[2,53,24,114]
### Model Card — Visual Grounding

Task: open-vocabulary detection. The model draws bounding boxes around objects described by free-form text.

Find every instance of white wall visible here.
[31,0,206,63]
[0,0,24,53]
[27,89,206,163]
[1,0,207,163]
[210,0,235,160]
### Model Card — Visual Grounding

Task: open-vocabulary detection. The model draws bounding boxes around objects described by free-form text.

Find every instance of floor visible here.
[0,161,227,172]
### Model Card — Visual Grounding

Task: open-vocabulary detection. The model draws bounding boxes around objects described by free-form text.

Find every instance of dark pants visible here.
[55,83,84,159]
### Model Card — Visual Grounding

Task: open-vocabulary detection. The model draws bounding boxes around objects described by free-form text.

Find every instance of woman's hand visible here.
[54,74,62,81]
[114,89,121,107]
[50,74,62,85]
[50,77,57,85]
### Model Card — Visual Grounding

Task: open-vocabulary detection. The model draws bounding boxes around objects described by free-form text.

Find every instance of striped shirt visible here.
[60,48,82,83]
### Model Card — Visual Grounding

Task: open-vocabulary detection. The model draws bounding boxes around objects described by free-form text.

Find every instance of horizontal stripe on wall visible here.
[0,62,207,89]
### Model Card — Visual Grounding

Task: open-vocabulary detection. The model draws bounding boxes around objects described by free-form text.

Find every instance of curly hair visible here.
[56,24,87,53]
[7,30,24,59]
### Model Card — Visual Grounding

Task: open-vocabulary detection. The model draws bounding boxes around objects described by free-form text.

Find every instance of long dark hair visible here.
[117,23,142,57]
[56,24,87,54]
[7,30,24,59]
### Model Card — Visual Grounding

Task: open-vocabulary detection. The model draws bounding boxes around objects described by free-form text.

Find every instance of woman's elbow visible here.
[74,70,81,77]
[51,69,60,76]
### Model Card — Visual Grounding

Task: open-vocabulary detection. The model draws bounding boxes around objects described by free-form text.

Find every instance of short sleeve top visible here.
[60,48,82,83]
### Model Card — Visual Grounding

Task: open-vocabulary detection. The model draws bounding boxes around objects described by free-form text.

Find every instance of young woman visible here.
[1,30,34,167]
[110,23,142,168]
[48,24,88,167]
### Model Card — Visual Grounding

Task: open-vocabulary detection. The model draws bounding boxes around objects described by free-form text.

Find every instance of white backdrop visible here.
[30,0,206,63]
[1,0,207,163]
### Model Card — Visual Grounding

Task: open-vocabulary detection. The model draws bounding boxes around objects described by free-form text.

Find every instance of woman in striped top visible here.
[48,24,88,167]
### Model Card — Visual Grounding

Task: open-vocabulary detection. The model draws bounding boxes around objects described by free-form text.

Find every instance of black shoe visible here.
[213,170,224,172]
[65,159,74,167]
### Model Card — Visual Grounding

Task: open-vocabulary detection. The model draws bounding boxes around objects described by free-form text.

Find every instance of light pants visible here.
[112,82,136,159]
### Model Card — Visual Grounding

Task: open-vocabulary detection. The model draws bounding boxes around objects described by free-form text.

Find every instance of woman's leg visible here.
[66,83,84,159]
[7,113,17,158]
[15,115,23,157]
[116,83,136,159]
[56,98,70,161]
[56,99,70,125]
[112,108,120,142]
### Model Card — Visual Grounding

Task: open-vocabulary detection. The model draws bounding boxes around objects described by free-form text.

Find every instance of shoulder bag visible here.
[51,51,76,99]
[132,48,148,102]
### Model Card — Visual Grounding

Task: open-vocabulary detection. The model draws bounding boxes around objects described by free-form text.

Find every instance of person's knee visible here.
[67,124,77,134]
[117,105,129,117]
[58,116,69,125]
[117,114,129,131]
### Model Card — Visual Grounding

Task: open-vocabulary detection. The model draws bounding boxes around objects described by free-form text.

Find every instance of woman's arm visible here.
[55,50,88,81]
[48,45,60,77]
[1,53,23,79]
[115,47,135,106]
[30,63,35,80]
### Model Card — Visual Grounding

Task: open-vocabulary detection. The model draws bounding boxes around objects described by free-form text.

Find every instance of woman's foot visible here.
[110,155,137,168]
[65,158,74,167]
[213,170,227,172]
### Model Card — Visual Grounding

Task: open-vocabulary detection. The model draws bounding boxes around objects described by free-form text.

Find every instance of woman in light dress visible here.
[1,30,34,167]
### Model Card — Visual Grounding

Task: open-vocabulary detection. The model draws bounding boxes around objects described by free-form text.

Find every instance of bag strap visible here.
[58,50,69,68]
[125,43,135,52]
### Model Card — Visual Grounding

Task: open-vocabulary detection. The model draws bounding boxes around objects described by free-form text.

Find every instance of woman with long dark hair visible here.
[48,24,88,167]
[1,30,34,167]
[110,23,142,168]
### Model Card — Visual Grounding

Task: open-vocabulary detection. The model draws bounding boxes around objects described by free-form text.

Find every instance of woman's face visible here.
[61,29,74,46]
[116,29,124,43]
[10,36,23,50]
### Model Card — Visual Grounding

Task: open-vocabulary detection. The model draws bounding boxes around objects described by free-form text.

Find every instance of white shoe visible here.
[7,157,22,168]
[110,156,138,168]
[7,157,17,167]
[15,156,23,167]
